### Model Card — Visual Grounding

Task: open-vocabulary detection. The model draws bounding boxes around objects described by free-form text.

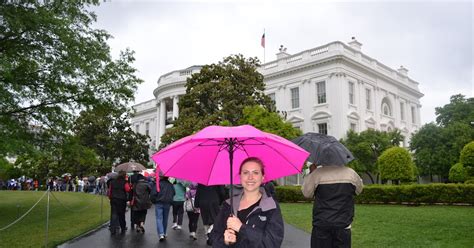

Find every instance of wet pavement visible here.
[59,205,310,247]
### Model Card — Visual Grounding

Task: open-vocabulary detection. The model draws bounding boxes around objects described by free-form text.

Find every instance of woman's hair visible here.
[239,157,265,175]
[118,170,126,179]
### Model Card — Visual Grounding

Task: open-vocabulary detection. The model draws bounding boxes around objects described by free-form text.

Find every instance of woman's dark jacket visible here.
[194,184,226,208]
[132,178,152,211]
[210,188,284,248]
[109,178,130,201]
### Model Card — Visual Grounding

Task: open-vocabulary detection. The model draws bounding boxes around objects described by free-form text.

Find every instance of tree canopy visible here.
[160,54,275,147]
[239,105,302,140]
[435,94,474,127]
[410,95,474,181]
[0,1,142,156]
[73,104,150,174]
[342,129,404,183]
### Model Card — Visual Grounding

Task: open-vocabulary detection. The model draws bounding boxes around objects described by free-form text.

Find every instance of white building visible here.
[132,38,424,184]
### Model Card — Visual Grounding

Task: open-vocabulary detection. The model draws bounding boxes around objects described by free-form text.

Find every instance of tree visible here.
[378,147,415,184]
[435,94,474,127]
[342,129,404,183]
[239,106,302,140]
[449,163,468,183]
[410,122,474,181]
[74,105,150,174]
[160,54,274,147]
[460,141,474,177]
[0,1,142,156]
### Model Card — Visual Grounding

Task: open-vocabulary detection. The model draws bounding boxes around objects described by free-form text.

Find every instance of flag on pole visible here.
[261,33,265,48]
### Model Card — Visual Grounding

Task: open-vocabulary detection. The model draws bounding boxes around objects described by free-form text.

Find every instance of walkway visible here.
[59,205,310,247]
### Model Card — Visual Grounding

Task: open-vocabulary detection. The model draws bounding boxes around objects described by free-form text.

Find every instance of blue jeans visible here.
[155,202,171,236]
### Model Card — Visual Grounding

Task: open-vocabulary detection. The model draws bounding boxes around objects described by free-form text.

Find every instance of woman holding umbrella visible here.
[210,157,284,247]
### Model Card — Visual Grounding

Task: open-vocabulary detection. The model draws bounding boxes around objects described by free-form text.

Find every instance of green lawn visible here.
[280,203,474,248]
[0,191,110,248]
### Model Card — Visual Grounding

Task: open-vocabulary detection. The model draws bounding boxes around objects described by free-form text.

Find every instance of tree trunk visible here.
[365,171,375,184]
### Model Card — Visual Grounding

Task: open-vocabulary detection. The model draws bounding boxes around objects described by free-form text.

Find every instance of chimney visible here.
[398,65,408,76]
[276,45,290,59]
[348,37,362,51]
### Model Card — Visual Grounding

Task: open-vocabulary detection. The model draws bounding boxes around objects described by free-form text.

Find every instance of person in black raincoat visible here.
[108,171,131,234]
[131,174,152,233]
[195,183,226,244]
[210,157,284,247]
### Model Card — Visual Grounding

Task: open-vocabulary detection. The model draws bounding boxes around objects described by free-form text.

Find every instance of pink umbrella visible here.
[151,125,309,209]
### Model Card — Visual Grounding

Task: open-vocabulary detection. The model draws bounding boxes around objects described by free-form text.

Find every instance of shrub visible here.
[275,185,311,203]
[378,147,414,183]
[460,141,474,176]
[449,163,468,183]
[275,184,474,204]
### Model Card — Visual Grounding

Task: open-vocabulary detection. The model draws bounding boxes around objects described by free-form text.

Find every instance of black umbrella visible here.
[292,132,354,166]
[115,162,146,172]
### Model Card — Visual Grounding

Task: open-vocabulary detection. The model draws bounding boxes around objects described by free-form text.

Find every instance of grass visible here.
[0,191,110,248]
[280,203,474,248]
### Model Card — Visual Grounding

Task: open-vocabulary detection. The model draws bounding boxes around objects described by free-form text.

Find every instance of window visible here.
[145,122,150,136]
[316,81,326,104]
[365,89,371,110]
[411,106,416,123]
[381,98,392,116]
[268,93,276,104]
[291,87,299,109]
[400,102,405,121]
[135,125,139,133]
[348,82,354,104]
[350,123,357,131]
[318,123,327,135]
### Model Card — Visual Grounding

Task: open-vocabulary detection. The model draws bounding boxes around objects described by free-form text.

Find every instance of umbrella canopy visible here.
[292,132,354,166]
[151,125,309,185]
[115,162,146,172]
[106,172,118,180]
[61,173,71,177]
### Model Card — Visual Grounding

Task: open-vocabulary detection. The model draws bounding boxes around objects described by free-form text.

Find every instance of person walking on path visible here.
[302,164,363,248]
[108,171,131,235]
[171,179,186,230]
[210,157,284,247]
[150,175,175,242]
[185,182,200,240]
[194,183,226,245]
[131,174,152,233]
[128,170,141,230]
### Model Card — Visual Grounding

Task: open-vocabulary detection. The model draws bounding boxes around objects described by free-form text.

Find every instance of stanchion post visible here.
[100,186,103,221]
[45,189,50,248]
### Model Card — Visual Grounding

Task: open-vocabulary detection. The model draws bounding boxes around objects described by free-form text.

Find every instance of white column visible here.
[155,101,161,149]
[159,99,166,146]
[172,95,179,120]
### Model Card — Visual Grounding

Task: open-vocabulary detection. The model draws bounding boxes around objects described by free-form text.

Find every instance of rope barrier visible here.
[0,190,48,231]
[49,191,103,213]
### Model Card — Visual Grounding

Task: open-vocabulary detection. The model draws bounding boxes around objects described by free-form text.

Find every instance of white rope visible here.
[50,191,102,213]
[0,190,48,231]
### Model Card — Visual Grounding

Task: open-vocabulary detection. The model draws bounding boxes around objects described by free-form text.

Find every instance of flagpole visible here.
[263,28,266,64]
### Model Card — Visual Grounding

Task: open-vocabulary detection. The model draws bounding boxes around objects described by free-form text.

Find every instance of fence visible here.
[0,187,107,247]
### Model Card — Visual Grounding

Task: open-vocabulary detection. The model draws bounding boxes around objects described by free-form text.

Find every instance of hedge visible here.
[275,184,474,205]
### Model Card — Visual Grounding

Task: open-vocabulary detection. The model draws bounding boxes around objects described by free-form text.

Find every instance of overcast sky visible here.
[91,0,473,125]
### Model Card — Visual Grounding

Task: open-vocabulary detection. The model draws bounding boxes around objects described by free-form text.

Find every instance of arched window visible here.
[381,97,392,116]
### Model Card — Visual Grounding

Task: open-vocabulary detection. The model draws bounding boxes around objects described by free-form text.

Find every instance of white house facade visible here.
[131,39,424,184]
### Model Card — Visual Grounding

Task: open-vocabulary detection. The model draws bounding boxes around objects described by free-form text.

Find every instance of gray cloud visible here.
[91,1,473,124]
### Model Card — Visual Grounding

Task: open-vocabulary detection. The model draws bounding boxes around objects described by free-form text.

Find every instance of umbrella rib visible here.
[160,141,207,180]
[205,143,225,185]
[261,138,303,172]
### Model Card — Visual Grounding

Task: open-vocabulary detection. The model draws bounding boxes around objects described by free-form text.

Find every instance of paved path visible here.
[60,205,310,247]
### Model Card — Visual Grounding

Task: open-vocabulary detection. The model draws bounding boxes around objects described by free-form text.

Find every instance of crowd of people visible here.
[0,175,110,195]
[105,157,285,247]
